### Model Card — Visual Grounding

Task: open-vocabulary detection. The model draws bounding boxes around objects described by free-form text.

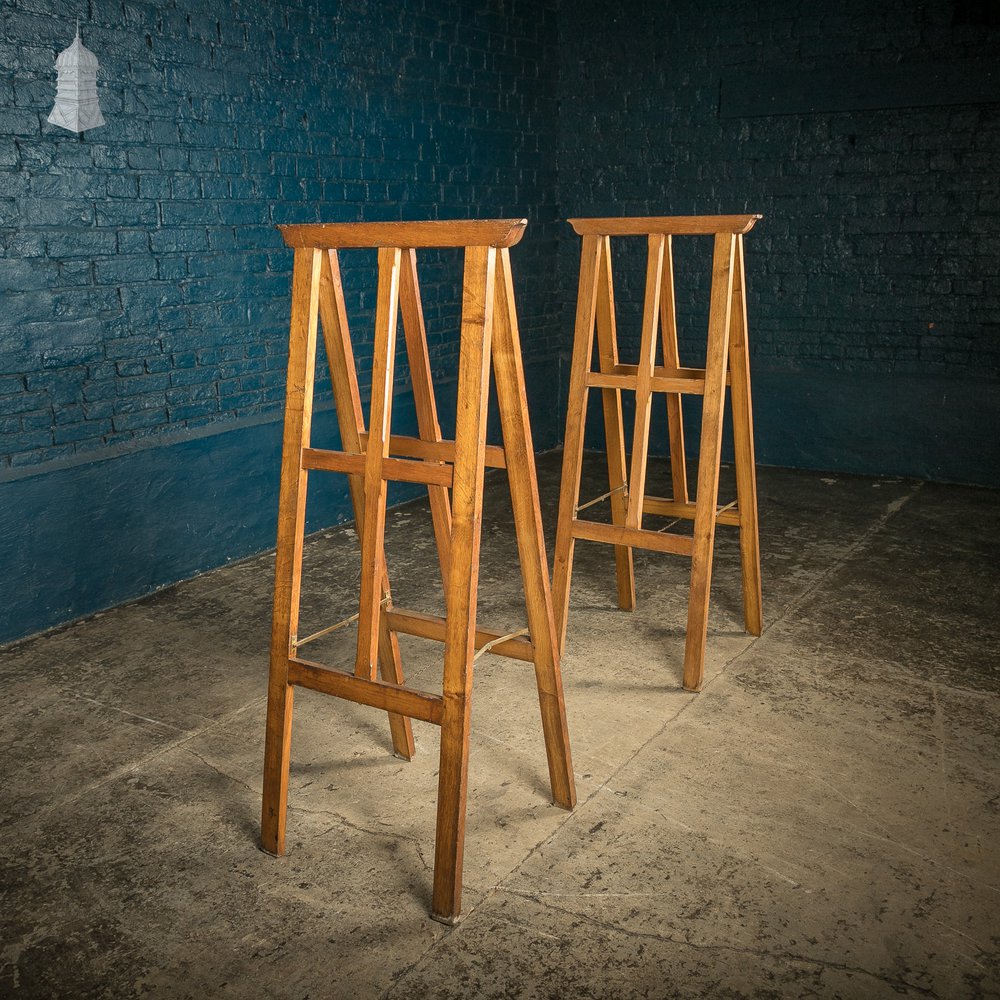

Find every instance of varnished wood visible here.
[318,249,414,760]
[288,658,444,725]
[432,245,495,923]
[280,219,527,249]
[555,215,763,694]
[586,371,709,395]
[264,220,576,926]
[400,249,454,590]
[570,519,695,557]
[552,235,602,653]
[354,247,402,681]
[569,215,762,236]
[643,496,741,526]
[683,234,736,692]
[385,608,535,662]
[659,236,689,504]
[727,235,764,638]
[594,236,635,611]
[604,363,729,383]
[624,235,666,531]
[301,447,454,487]
[492,248,575,810]
[359,433,507,469]
[261,246,322,857]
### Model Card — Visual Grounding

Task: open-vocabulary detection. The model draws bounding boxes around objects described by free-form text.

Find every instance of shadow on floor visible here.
[2,453,998,998]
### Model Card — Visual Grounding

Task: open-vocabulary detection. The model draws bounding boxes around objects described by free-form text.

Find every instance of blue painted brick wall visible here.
[555,0,1000,482]
[3,0,999,646]
[0,0,561,471]
[0,0,565,645]
[557,0,1000,377]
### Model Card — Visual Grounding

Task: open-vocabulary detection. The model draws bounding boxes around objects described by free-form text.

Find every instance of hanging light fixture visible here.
[48,22,105,133]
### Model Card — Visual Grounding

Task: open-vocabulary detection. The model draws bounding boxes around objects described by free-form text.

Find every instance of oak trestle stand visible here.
[260,219,575,924]
[553,216,764,693]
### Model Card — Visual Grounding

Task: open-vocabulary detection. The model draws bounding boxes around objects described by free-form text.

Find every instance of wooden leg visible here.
[318,250,414,759]
[624,235,666,530]
[400,249,453,592]
[659,235,689,503]
[354,247,402,681]
[493,249,575,811]
[552,235,602,654]
[727,235,763,637]
[262,247,321,855]
[683,235,736,692]
[594,236,635,612]
[432,245,495,924]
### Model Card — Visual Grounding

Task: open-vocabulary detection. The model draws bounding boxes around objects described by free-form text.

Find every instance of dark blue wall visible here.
[3,0,999,648]
[0,0,560,645]
[556,0,1000,487]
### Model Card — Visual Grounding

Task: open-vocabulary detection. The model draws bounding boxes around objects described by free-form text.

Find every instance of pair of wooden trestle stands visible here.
[260,215,762,924]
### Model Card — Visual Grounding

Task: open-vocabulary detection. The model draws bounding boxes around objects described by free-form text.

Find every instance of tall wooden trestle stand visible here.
[553,215,764,693]
[260,220,575,924]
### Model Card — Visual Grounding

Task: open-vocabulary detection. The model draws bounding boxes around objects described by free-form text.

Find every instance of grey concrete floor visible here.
[2,452,999,999]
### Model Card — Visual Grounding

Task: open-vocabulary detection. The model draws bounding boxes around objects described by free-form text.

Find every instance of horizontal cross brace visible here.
[586,371,705,395]
[302,447,454,487]
[570,519,695,556]
[568,215,761,236]
[278,219,527,249]
[643,497,741,526]
[386,608,536,662]
[585,366,731,396]
[613,363,729,385]
[288,656,445,725]
[359,433,507,470]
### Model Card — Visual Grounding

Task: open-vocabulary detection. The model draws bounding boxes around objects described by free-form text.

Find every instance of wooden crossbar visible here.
[386,608,535,662]
[610,363,732,384]
[359,432,508,469]
[553,216,763,693]
[301,447,455,487]
[643,496,741,526]
[586,371,708,395]
[261,222,575,928]
[288,657,445,725]
[570,519,695,557]
[569,215,762,236]
[279,219,527,249]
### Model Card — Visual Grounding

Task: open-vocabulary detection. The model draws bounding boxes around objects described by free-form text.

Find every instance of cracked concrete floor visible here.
[2,452,998,998]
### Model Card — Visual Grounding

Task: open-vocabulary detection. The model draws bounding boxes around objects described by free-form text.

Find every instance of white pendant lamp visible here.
[48,23,106,133]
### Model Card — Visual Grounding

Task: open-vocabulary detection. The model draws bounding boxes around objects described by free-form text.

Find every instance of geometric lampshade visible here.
[48,26,105,133]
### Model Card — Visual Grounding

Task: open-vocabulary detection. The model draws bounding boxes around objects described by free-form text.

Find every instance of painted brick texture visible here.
[0,0,560,470]
[556,0,1000,384]
[2,0,997,473]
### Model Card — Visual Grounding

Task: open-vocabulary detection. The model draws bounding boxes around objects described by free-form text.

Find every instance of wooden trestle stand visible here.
[260,219,575,924]
[553,215,764,693]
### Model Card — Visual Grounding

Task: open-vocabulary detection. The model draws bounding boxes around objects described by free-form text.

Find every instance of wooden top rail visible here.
[568,215,762,236]
[279,219,528,250]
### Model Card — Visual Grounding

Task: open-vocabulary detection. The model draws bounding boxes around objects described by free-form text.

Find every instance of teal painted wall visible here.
[556,0,1000,489]
[0,0,561,645]
[2,0,998,647]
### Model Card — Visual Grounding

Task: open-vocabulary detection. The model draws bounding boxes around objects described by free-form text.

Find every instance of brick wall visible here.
[0,0,560,471]
[3,0,998,645]
[555,0,1000,388]
[6,0,994,476]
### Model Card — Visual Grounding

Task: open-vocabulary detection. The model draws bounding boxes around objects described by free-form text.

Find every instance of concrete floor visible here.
[2,452,999,999]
